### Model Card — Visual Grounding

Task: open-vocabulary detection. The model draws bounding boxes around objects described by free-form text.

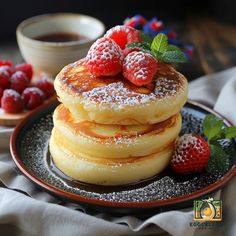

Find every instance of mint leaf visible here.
[139,31,152,44]
[151,33,168,53]
[203,114,224,142]
[206,144,230,175]
[221,126,236,139]
[152,50,164,61]
[166,45,181,51]
[161,50,188,63]
[127,42,151,53]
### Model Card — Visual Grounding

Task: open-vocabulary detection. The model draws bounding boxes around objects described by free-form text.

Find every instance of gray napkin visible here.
[0,68,236,236]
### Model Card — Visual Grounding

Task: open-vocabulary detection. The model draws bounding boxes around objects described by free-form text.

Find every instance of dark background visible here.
[1,0,236,79]
[1,0,236,41]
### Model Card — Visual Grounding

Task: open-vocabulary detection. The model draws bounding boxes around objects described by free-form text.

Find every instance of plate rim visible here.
[10,99,236,209]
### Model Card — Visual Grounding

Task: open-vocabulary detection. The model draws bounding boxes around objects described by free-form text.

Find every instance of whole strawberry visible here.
[22,87,45,110]
[86,37,123,77]
[171,134,210,174]
[123,51,158,86]
[1,89,24,113]
[10,71,30,93]
[105,25,141,50]
[15,63,33,81]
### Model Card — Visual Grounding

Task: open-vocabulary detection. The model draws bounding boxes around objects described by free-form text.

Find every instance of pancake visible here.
[54,59,188,125]
[50,129,174,185]
[53,104,181,158]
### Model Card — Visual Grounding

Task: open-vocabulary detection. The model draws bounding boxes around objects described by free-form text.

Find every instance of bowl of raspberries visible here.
[0,59,55,125]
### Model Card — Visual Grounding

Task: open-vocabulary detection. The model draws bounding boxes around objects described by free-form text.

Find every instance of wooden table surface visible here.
[1,17,236,81]
[177,17,236,80]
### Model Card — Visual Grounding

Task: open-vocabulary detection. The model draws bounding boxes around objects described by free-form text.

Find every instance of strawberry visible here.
[1,89,24,113]
[123,47,140,57]
[86,37,123,76]
[35,76,55,98]
[0,66,11,89]
[122,51,158,86]
[105,25,141,50]
[171,134,210,174]
[15,63,33,81]
[22,87,45,110]
[0,60,12,67]
[0,87,3,106]
[10,71,30,93]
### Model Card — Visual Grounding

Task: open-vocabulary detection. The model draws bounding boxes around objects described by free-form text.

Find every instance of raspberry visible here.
[86,37,123,76]
[35,76,55,98]
[171,134,210,175]
[1,89,24,113]
[123,51,158,86]
[0,60,12,67]
[0,66,11,89]
[15,63,33,81]
[105,25,141,50]
[10,71,30,93]
[22,87,45,110]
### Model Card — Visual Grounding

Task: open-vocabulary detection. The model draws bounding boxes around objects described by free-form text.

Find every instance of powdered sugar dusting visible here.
[172,134,206,164]
[123,51,157,81]
[105,25,132,37]
[86,37,123,64]
[81,75,183,109]
[3,89,21,101]
[0,66,11,77]
[82,81,156,109]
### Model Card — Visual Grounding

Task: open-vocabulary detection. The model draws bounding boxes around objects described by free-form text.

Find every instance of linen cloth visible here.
[0,67,236,236]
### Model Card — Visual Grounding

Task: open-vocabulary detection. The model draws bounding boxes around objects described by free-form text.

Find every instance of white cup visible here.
[17,13,105,77]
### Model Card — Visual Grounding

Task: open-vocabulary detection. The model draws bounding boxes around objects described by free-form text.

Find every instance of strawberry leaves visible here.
[203,114,236,175]
[127,32,188,63]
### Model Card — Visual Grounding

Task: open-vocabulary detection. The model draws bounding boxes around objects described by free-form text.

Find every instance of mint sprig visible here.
[203,114,236,175]
[139,31,152,44]
[151,33,168,53]
[127,32,188,63]
[206,144,231,175]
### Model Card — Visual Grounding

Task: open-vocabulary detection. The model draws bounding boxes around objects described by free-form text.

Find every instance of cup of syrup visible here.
[17,13,105,76]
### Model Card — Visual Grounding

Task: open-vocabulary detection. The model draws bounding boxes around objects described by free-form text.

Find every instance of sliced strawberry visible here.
[86,37,123,76]
[15,63,33,81]
[123,51,158,86]
[105,25,141,50]
[171,134,210,174]
[1,89,24,113]
[22,87,45,110]
[10,71,30,93]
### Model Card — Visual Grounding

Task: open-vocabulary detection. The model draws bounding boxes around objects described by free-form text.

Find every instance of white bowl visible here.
[17,13,105,76]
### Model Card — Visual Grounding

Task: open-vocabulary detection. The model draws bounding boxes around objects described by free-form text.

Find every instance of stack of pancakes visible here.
[50,59,188,185]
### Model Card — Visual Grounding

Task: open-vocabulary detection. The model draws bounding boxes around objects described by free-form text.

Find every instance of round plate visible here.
[0,71,54,126]
[10,100,236,216]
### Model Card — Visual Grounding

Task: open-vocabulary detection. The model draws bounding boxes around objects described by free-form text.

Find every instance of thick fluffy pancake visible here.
[53,104,181,158]
[50,130,174,185]
[54,59,188,125]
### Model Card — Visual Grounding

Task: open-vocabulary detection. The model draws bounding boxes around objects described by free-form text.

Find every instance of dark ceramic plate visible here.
[10,99,236,216]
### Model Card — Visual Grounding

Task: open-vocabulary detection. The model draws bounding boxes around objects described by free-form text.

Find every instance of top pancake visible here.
[55,59,188,125]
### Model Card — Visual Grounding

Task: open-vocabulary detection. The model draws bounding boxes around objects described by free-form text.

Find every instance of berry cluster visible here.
[0,60,55,114]
[86,25,158,86]
[124,15,193,58]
